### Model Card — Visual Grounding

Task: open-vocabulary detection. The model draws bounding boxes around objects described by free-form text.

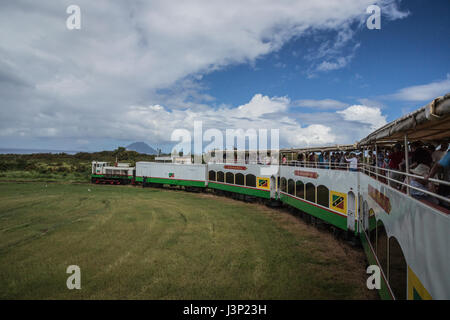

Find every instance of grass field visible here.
[0,182,376,299]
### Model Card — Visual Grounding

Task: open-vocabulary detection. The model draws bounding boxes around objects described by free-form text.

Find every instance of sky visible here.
[0,0,449,153]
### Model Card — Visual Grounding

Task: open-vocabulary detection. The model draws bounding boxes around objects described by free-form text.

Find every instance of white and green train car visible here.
[278,165,358,232]
[136,162,207,188]
[207,163,278,199]
[358,174,449,300]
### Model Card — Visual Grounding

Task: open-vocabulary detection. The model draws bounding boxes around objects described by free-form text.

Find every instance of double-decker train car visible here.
[278,162,358,232]
[91,94,450,299]
[207,163,278,199]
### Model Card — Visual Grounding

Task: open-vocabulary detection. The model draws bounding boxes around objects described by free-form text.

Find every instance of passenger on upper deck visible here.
[388,143,405,189]
[405,164,439,205]
[345,152,358,172]
[432,142,448,164]
[420,144,450,209]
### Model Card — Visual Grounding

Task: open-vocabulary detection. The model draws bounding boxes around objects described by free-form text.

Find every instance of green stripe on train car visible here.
[208,182,270,199]
[279,193,347,230]
[360,232,393,300]
[148,177,206,188]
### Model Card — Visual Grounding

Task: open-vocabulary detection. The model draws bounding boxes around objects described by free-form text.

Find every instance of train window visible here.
[389,236,407,300]
[280,178,287,192]
[209,170,216,181]
[317,185,329,207]
[226,172,234,184]
[217,171,224,182]
[246,174,256,187]
[369,209,376,248]
[295,180,304,199]
[376,219,388,278]
[235,173,244,186]
[306,183,315,203]
[288,179,295,195]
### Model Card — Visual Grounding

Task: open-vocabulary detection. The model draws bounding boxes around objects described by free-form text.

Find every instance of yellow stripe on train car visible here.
[407,266,432,300]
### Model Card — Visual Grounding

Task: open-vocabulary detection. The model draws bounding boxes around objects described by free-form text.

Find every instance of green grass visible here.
[0,170,89,183]
[0,182,376,299]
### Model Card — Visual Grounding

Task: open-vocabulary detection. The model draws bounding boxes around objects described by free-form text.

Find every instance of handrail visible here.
[206,160,450,205]
[281,160,450,206]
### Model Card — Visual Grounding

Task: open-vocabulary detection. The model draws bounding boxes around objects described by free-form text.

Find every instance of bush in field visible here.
[0,161,9,171]
[15,159,28,170]
[25,163,37,171]
[39,167,48,174]
[57,166,68,173]
[75,163,89,173]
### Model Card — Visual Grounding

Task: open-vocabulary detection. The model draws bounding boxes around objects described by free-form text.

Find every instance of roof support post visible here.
[375,143,378,181]
[329,151,331,170]
[404,134,410,196]
[363,147,366,175]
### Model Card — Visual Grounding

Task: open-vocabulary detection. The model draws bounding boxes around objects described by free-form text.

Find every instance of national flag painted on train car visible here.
[330,191,347,214]
[169,172,175,178]
[257,177,270,190]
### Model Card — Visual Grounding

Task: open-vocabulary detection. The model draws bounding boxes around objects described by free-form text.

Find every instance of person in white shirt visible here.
[345,152,358,172]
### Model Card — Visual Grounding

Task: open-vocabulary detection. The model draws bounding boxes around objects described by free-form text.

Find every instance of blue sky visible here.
[202,0,450,119]
[0,0,449,152]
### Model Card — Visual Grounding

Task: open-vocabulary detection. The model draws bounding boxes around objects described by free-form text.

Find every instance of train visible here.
[91,94,450,300]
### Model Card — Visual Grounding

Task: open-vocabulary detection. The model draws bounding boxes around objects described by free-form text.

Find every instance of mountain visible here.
[126,142,158,155]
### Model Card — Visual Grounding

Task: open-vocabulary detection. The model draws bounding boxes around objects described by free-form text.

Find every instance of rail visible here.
[283,160,450,207]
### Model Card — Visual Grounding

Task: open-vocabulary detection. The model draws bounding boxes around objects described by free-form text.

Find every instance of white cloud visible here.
[295,99,349,110]
[388,75,450,101]
[337,105,387,130]
[121,94,336,148]
[0,0,406,149]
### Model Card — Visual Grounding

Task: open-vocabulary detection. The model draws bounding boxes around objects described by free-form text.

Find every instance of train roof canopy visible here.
[280,144,357,153]
[359,93,450,146]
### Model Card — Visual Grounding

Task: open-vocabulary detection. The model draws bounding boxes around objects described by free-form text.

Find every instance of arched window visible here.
[295,180,304,198]
[376,219,388,277]
[246,174,256,187]
[280,177,287,192]
[389,236,407,300]
[226,172,234,184]
[217,171,224,182]
[362,201,369,232]
[288,179,295,195]
[209,170,216,181]
[368,208,376,247]
[306,183,315,202]
[235,173,244,186]
[317,185,329,207]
